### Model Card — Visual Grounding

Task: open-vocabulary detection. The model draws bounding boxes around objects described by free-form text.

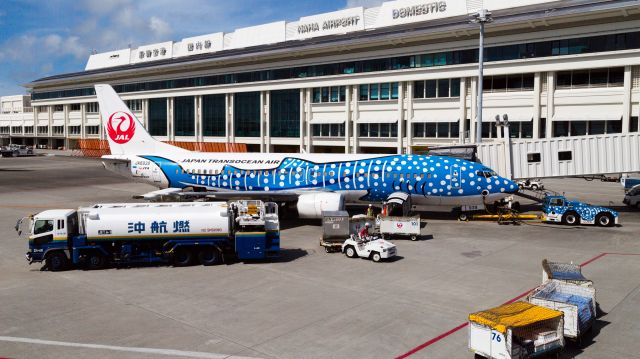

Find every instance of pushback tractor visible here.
[19,200,280,271]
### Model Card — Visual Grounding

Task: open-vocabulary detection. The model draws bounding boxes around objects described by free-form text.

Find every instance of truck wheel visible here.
[324,246,331,253]
[46,252,68,272]
[458,212,469,221]
[173,248,193,266]
[410,235,417,241]
[562,211,579,225]
[87,253,106,270]
[371,252,382,262]
[531,184,539,191]
[345,246,357,258]
[596,213,614,227]
[198,247,221,266]
[12,151,18,157]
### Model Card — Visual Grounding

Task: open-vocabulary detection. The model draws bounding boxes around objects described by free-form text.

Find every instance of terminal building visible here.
[4,0,640,154]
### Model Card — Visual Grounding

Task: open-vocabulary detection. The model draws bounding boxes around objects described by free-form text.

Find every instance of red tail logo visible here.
[107,112,135,144]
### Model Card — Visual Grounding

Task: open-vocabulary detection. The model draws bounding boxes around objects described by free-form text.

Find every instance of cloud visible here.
[345,0,384,8]
[149,16,171,40]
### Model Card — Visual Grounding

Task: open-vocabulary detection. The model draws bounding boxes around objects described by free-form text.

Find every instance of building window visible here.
[482,74,534,92]
[539,118,546,138]
[270,89,300,138]
[173,96,195,137]
[37,126,48,135]
[202,94,225,137]
[481,122,498,138]
[558,151,573,161]
[631,116,639,132]
[312,123,345,137]
[553,120,622,137]
[68,126,81,135]
[86,102,99,113]
[234,92,260,137]
[414,79,460,98]
[53,105,63,112]
[70,103,81,111]
[125,99,142,111]
[148,98,167,136]
[52,126,64,135]
[359,83,399,101]
[359,123,398,137]
[527,153,541,163]
[312,86,345,103]
[412,122,459,138]
[86,126,100,135]
[0,126,9,134]
[11,126,22,134]
[556,67,625,89]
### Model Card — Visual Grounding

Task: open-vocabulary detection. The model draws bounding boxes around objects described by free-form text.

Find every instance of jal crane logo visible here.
[107,111,135,144]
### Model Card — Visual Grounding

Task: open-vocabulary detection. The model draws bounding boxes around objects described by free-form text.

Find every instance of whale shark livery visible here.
[95,84,517,218]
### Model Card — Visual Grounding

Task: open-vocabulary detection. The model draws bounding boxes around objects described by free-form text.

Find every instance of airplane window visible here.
[264,171,269,175]
[399,174,404,178]
[329,171,335,176]
[413,173,418,178]
[427,173,432,178]
[394,174,398,178]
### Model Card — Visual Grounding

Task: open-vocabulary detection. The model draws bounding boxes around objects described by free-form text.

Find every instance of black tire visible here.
[531,184,539,191]
[562,211,579,225]
[345,246,357,258]
[458,212,469,221]
[371,252,382,262]
[324,246,331,253]
[87,252,106,270]
[45,251,68,272]
[173,247,193,266]
[410,235,417,241]
[596,213,614,227]
[12,151,18,157]
[198,247,221,265]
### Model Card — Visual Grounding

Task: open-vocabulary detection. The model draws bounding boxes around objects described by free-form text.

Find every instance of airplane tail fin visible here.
[95,84,188,156]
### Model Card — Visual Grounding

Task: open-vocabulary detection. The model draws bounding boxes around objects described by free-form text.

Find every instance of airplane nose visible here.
[504,178,518,193]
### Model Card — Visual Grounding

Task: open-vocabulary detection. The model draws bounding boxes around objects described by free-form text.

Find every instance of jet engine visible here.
[296,192,345,219]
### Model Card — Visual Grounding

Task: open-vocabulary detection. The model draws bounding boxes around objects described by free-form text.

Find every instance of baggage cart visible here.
[469,302,564,359]
[542,259,593,287]
[528,280,596,339]
[376,215,421,241]
[320,210,350,253]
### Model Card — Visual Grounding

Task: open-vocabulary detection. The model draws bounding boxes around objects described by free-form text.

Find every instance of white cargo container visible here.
[528,280,596,339]
[469,302,564,359]
[377,215,421,241]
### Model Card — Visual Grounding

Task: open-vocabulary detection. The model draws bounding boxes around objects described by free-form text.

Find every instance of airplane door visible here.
[450,167,461,189]
[152,166,162,183]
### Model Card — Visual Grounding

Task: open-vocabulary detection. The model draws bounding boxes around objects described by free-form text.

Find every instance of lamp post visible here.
[470,9,493,144]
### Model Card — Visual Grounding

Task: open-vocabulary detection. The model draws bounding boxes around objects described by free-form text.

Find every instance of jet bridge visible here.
[476,132,640,180]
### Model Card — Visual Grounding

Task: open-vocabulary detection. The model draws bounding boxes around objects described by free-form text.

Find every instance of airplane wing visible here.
[132,188,183,200]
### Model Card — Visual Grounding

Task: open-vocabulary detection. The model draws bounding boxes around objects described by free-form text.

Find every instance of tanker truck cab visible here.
[26,209,77,270]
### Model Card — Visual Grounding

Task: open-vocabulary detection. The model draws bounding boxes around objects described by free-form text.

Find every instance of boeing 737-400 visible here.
[95,84,517,218]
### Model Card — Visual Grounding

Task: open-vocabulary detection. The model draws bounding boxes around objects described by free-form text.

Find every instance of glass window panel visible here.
[630,116,639,132]
[572,70,589,87]
[433,53,447,66]
[556,72,572,88]
[414,81,425,98]
[425,123,437,137]
[359,123,368,137]
[369,123,379,137]
[482,122,492,138]
[589,121,605,135]
[483,77,492,91]
[174,96,195,136]
[492,76,507,91]
[313,124,321,136]
[330,87,339,102]
[437,79,450,97]
[425,80,437,98]
[359,84,369,101]
[391,82,399,100]
[510,123,520,138]
[570,121,587,136]
[380,123,390,137]
[553,121,569,137]
[421,54,434,67]
[589,69,608,86]
[539,118,546,138]
[322,124,330,136]
[412,123,424,137]
[437,123,449,138]
[608,67,624,86]
[202,94,225,137]
[507,74,523,91]
[270,89,300,138]
[522,74,534,90]
[148,98,167,136]
[234,92,260,137]
[369,84,379,101]
[390,123,398,137]
[521,121,533,138]
[450,79,460,97]
[568,38,589,54]
[380,83,390,100]
[339,86,346,102]
[607,120,622,134]
[338,123,345,136]
[321,87,329,102]
[312,88,321,103]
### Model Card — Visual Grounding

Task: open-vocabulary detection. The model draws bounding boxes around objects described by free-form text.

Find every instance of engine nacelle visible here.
[296,192,345,219]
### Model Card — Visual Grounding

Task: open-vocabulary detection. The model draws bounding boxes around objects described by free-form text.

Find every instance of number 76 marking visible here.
[491,332,502,342]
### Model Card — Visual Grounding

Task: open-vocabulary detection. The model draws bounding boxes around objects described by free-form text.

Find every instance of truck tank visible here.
[79,202,230,240]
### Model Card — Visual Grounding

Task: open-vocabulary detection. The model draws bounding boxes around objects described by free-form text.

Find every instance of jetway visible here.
[476,132,640,180]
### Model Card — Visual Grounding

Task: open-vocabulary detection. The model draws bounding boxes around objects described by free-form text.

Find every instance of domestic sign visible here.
[290,7,365,41]
[372,0,467,29]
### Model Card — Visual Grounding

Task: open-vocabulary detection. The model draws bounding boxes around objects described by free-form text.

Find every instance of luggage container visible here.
[469,302,564,359]
[542,259,593,287]
[376,215,421,241]
[528,280,596,340]
[320,210,350,252]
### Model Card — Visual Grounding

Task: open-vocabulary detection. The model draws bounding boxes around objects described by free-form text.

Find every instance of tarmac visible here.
[0,155,639,359]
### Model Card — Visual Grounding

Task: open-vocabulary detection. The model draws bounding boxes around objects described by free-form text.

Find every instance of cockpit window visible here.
[476,169,498,178]
[33,220,54,235]
[550,198,564,206]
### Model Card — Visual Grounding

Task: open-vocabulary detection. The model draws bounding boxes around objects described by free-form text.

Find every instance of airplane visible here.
[95,84,518,218]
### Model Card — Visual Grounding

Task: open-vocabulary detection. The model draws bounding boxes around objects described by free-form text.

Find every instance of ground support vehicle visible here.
[517,179,545,191]
[528,280,596,340]
[376,215,421,241]
[623,185,640,209]
[541,259,593,287]
[341,235,396,262]
[320,210,351,253]
[621,176,640,191]
[469,302,564,359]
[541,195,618,227]
[1,144,33,157]
[21,200,280,271]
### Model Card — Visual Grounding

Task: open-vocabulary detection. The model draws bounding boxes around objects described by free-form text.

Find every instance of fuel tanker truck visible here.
[19,200,280,271]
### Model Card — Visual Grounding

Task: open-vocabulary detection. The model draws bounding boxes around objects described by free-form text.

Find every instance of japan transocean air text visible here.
[95,84,517,218]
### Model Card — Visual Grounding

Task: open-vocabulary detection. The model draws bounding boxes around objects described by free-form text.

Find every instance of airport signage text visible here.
[392,1,447,20]
[297,15,361,34]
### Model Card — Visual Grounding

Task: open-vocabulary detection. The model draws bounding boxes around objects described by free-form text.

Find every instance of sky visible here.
[0,0,384,97]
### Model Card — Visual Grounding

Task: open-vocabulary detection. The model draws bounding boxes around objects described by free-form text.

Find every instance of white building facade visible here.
[15,0,640,153]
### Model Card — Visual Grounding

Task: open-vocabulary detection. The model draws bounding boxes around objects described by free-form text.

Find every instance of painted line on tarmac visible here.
[0,336,259,359]
[395,252,640,359]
